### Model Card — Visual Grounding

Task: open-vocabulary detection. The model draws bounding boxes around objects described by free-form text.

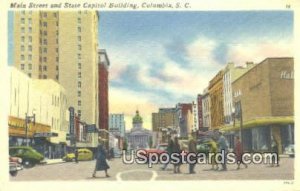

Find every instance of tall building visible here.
[98,49,110,139]
[223,62,255,125]
[109,114,126,138]
[152,108,178,144]
[14,10,99,128]
[197,94,204,130]
[208,70,224,129]
[229,57,294,153]
[192,101,198,130]
[202,88,211,129]
[176,103,193,138]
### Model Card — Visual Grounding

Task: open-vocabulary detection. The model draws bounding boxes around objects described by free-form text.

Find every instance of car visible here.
[9,156,23,176]
[9,146,44,168]
[143,143,168,156]
[196,140,211,155]
[284,144,294,158]
[62,148,93,162]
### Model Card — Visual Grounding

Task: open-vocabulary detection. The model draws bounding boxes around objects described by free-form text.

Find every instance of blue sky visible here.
[8,11,293,129]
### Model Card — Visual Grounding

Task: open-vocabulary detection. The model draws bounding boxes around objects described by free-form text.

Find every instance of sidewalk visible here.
[43,158,66,165]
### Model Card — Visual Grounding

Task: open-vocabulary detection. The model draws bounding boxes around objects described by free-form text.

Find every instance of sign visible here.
[86,124,97,133]
[69,107,75,145]
[34,132,58,138]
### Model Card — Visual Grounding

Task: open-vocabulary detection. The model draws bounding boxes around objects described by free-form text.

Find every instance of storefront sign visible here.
[34,132,58,138]
[86,124,97,133]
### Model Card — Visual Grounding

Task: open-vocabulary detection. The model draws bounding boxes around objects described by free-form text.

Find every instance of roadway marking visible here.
[116,169,158,181]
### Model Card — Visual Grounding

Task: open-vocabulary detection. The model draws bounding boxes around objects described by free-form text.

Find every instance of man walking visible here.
[74,149,79,163]
[218,132,229,171]
[188,133,197,174]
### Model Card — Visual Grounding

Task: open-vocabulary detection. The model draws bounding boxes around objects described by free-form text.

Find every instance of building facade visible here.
[9,66,68,158]
[202,88,211,129]
[208,70,224,129]
[176,103,193,138]
[14,11,100,148]
[197,94,204,130]
[229,57,294,153]
[109,114,126,138]
[127,111,152,150]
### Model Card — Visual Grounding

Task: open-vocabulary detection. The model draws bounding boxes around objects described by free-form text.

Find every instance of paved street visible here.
[11,157,294,181]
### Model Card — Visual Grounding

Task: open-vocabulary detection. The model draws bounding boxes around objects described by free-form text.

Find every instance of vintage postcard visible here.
[1,0,299,191]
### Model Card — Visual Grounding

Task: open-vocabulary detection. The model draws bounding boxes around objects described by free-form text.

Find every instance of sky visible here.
[8,11,293,130]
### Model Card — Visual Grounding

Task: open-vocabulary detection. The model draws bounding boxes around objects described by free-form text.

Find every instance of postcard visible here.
[1,0,299,191]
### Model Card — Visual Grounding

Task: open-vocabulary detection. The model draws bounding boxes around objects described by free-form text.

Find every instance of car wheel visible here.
[23,159,34,168]
[10,171,18,177]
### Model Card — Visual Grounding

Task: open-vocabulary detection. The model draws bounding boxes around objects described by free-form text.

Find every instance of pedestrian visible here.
[209,138,218,170]
[161,135,173,171]
[74,149,79,163]
[234,136,247,170]
[188,133,197,174]
[92,140,110,178]
[172,136,182,174]
[271,138,280,167]
[217,132,229,171]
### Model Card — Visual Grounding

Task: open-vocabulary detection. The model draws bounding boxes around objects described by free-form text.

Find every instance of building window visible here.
[56,21,59,27]
[43,57,47,62]
[28,36,32,42]
[56,75,59,80]
[78,27,81,32]
[56,65,59,71]
[78,45,81,50]
[56,57,59,62]
[28,27,32,33]
[43,22,47,27]
[21,10,25,15]
[39,65,42,71]
[43,48,47,53]
[28,18,32,25]
[78,36,81,41]
[43,65,47,71]
[77,54,81,59]
[43,75,47,79]
[21,45,25,51]
[56,48,59,53]
[21,36,25,42]
[78,63,81,69]
[78,81,81,88]
[43,39,47,45]
[28,55,32,61]
[28,45,32,51]
[21,18,25,24]
[78,18,81,23]
[56,30,59,36]
[21,64,25,70]
[78,91,81,97]
[56,38,58,44]
[21,55,25,61]
[78,100,81,106]
[78,72,81,78]
[43,31,47,36]
[21,27,25,33]
[78,110,81,117]
[28,64,32,70]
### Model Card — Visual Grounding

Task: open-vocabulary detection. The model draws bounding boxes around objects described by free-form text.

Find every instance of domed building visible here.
[126,110,152,149]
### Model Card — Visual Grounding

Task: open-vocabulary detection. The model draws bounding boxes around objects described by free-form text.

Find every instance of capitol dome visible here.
[132,110,143,124]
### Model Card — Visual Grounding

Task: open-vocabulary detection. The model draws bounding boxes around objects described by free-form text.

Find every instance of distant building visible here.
[228,57,294,153]
[109,114,126,138]
[126,110,152,149]
[197,94,204,130]
[176,103,193,138]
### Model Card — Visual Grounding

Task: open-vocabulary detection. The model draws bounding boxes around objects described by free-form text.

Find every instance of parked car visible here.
[143,143,168,156]
[284,144,294,158]
[9,156,23,176]
[9,146,44,168]
[196,139,211,155]
[63,148,93,162]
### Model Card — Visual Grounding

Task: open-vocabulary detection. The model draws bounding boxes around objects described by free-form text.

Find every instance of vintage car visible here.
[62,148,93,162]
[9,156,23,176]
[9,146,44,168]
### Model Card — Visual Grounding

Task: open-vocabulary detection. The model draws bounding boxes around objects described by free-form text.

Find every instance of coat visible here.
[95,145,110,171]
[234,140,243,161]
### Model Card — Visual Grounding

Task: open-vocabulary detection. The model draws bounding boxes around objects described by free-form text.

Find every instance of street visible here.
[10,157,294,181]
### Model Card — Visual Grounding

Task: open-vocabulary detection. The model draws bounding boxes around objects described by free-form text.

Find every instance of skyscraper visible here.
[14,11,99,126]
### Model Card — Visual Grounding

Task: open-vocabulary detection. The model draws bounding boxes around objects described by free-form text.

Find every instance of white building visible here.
[9,66,68,158]
[192,101,199,131]
[109,114,125,138]
[202,87,211,129]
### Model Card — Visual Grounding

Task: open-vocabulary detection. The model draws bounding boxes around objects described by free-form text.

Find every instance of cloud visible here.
[227,39,293,65]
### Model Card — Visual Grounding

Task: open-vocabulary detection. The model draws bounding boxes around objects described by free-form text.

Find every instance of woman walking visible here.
[172,136,181,174]
[92,142,110,178]
[234,136,247,170]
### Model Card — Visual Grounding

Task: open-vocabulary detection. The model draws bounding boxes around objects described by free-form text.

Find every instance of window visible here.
[78,63,81,69]
[21,27,25,33]
[39,65,42,71]
[28,27,32,33]
[78,81,81,88]
[28,55,32,61]
[21,10,25,15]
[56,57,59,62]
[78,72,81,78]
[28,18,32,25]
[78,91,81,97]
[39,57,42,62]
[43,12,47,17]
[43,39,47,45]
[21,36,25,42]
[21,45,24,51]
[56,75,59,80]
[43,65,47,71]
[56,38,58,44]
[21,64,25,70]
[43,48,47,53]
[78,110,81,117]
[78,45,81,50]
[78,18,81,23]
[43,75,47,79]
[56,21,58,27]
[28,36,32,42]
[21,18,25,24]
[78,36,81,41]
[43,31,47,36]
[43,22,47,27]
[21,55,25,61]
[56,30,59,36]
[28,45,32,51]
[77,54,81,59]
[78,100,81,106]
[43,57,47,62]
[78,27,81,32]
[56,48,59,53]
[56,65,59,71]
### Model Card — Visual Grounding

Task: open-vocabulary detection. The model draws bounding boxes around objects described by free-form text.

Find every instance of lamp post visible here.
[25,109,36,147]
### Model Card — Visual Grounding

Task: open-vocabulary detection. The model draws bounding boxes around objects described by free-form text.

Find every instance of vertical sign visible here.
[69,107,75,145]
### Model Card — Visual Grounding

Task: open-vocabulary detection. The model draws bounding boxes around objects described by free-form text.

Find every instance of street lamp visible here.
[25,109,36,147]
